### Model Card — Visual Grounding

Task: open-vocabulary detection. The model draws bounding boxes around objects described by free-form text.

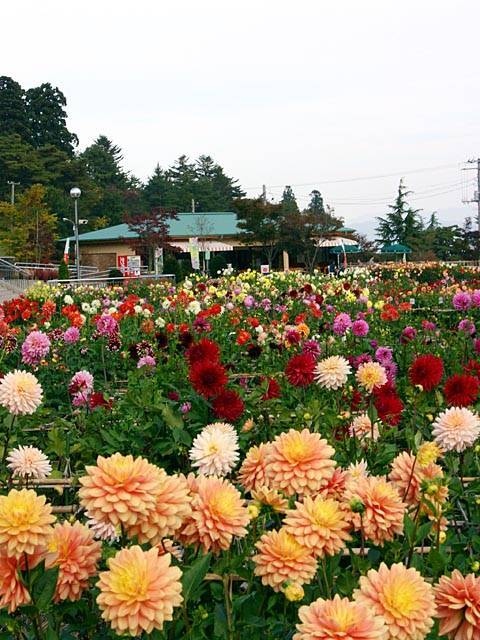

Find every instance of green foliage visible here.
[58,259,70,280]
[0,184,57,261]
[375,179,424,250]
[26,82,78,154]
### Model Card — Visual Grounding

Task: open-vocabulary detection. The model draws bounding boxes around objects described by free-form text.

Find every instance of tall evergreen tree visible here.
[307,189,325,214]
[0,76,29,139]
[375,180,423,249]
[280,185,299,213]
[144,165,173,208]
[26,83,78,154]
[81,136,129,187]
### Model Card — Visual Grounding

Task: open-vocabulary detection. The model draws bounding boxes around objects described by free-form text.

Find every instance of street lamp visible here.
[70,187,82,279]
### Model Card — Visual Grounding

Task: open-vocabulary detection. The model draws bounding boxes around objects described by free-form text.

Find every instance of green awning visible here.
[380,243,412,253]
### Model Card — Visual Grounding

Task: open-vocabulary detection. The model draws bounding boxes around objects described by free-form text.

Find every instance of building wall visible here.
[81,243,136,271]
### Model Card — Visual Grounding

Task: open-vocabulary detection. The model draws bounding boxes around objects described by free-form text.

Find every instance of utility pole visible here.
[7,181,20,205]
[462,159,480,262]
[191,198,195,213]
[262,184,267,206]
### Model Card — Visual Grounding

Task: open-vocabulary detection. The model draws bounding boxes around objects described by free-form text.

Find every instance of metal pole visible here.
[7,181,19,205]
[74,199,80,279]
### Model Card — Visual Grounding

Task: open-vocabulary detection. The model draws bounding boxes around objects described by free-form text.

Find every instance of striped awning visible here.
[316,237,359,248]
[169,240,234,252]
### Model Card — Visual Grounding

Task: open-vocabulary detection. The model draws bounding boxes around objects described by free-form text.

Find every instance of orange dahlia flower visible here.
[434,570,480,640]
[265,429,336,497]
[0,552,43,613]
[0,488,55,557]
[97,546,183,636]
[318,467,347,500]
[283,495,352,558]
[345,476,405,546]
[251,486,288,512]
[238,443,271,492]
[46,521,101,602]
[253,528,318,591]
[294,594,387,640]
[389,451,448,512]
[179,475,249,553]
[354,562,436,640]
[126,472,192,545]
[78,453,163,528]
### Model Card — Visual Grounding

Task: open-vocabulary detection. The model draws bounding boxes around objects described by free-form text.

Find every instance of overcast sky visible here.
[2,0,480,236]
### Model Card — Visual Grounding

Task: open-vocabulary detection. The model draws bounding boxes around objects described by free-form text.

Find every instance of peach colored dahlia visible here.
[0,488,55,558]
[432,407,480,452]
[434,570,480,640]
[356,361,387,393]
[265,428,336,497]
[0,552,43,613]
[344,476,405,546]
[354,562,436,640]
[0,370,43,415]
[389,451,447,510]
[7,445,51,479]
[349,413,380,441]
[78,453,163,528]
[46,521,101,602]
[318,467,347,500]
[97,546,183,636]
[238,442,271,492]
[283,495,352,558]
[251,486,288,512]
[179,475,249,553]
[253,528,318,591]
[294,594,387,640]
[126,472,192,545]
[189,422,239,476]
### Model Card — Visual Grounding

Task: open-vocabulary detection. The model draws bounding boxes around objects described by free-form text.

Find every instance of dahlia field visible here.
[1,263,480,639]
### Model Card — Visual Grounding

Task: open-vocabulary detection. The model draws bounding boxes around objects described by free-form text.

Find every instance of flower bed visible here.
[0,265,480,638]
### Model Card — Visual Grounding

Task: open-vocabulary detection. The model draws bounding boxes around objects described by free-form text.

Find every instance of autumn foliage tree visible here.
[123,207,178,270]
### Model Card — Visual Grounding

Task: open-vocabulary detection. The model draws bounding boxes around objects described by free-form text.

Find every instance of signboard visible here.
[117,255,129,276]
[127,255,141,277]
[260,264,270,274]
[117,255,141,277]
[189,237,200,270]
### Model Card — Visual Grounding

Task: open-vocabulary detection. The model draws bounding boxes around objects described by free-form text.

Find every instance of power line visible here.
[244,162,460,191]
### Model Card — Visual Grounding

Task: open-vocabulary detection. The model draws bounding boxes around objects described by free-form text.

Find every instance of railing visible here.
[50,273,176,288]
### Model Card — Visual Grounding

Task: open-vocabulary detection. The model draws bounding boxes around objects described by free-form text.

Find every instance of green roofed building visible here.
[68,211,356,272]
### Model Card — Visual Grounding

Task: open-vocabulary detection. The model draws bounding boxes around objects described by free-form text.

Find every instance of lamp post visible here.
[70,187,81,279]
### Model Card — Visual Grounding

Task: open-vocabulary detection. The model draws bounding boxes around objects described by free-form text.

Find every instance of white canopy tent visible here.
[169,240,234,252]
[316,237,359,248]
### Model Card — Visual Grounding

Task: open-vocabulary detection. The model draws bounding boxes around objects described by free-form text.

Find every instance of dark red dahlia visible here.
[88,392,112,410]
[373,381,403,426]
[212,389,244,422]
[189,360,228,398]
[463,359,480,379]
[262,377,281,400]
[285,353,316,387]
[186,338,220,365]
[444,374,480,407]
[408,354,444,391]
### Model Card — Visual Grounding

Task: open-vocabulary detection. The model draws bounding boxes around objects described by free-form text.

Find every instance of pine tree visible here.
[375,180,423,248]
[308,189,324,214]
[26,83,78,154]
[280,185,299,213]
[0,76,29,139]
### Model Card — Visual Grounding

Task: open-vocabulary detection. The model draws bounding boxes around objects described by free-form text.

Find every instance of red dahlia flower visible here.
[186,338,220,365]
[189,360,228,398]
[373,382,403,426]
[212,389,244,422]
[285,353,316,387]
[409,354,444,391]
[464,359,480,379]
[444,374,480,407]
[262,377,281,400]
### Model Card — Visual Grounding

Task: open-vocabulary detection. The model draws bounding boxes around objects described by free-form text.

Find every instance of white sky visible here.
[2,0,480,236]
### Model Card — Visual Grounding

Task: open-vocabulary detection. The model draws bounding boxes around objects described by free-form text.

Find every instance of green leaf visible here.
[213,602,228,639]
[181,552,212,604]
[403,514,416,545]
[45,629,60,640]
[161,403,184,429]
[32,566,59,610]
